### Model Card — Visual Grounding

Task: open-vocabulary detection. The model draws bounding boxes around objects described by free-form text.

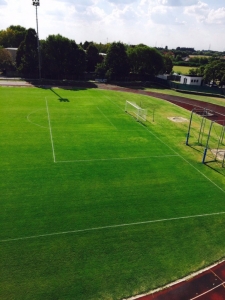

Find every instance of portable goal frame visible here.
[186,108,225,167]
[125,101,147,122]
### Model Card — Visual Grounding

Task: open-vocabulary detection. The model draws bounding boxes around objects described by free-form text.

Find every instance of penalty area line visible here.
[1,211,225,243]
[55,154,179,163]
[138,122,225,194]
[96,106,117,129]
[45,97,56,163]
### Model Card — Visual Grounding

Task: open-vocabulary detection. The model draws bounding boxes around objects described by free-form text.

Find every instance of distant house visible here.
[180,75,203,86]
[182,56,190,62]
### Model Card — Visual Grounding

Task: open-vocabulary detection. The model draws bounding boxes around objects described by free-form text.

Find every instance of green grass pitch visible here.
[1,86,225,300]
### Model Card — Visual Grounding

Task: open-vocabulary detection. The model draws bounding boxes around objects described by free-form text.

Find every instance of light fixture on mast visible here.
[32,0,39,6]
[32,0,41,80]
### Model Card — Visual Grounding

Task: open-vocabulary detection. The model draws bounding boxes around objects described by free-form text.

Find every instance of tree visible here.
[162,55,173,74]
[127,45,164,79]
[188,65,205,76]
[41,34,86,79]
[0,47,14,72]
[82,41,93,50]
[68,43,86,79]
[204,60,225,86]
[0,25,27,48]
[174,54,183,62]
[220,74,225,87]
[95,62,107,78]
[86,44,102,72]
[189,56,209,66]
[94,42,110,54]
[105,42,130,80]
[188,68,198,76]
[16,28,38,77]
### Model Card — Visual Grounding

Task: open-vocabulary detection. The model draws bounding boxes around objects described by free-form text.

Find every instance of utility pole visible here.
[32,0,41,80]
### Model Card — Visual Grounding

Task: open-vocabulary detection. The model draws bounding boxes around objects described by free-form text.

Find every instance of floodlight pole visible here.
[32,0,41,80]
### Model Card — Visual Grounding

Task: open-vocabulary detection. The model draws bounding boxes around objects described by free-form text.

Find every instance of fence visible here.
[153,77,225,97]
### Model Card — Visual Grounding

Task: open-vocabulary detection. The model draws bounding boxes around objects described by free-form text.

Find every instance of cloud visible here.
[59,0,94,5]
[0,0,225,51]
[185,1,225,24]
[54,0,97,13]
[185,1,209,18]
[112,6,139,25]
[175,18,186,25]
[206,7,225,24]
[107,0,137,4]
[157,0,198,7]
[80,5,107,22]
[147,5,185,25]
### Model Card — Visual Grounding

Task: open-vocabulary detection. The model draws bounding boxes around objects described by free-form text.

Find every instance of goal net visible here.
[186,108,225,167]
[125,101,147,122]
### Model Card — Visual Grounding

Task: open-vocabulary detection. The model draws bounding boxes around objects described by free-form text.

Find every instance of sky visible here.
[0,0,225,51]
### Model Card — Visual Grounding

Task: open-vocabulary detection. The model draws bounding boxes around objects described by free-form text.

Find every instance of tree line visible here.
[0,26,172,81]
[0,25,225,86]
[188,60,225,87]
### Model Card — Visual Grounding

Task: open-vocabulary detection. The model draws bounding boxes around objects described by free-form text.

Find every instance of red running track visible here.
[135,260,225,300]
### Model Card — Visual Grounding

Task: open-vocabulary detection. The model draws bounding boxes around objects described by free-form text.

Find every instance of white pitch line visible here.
[55,155,179,163]
[138,122,225,194]
[97,106,117,129]
[46,92,224,193]
[27,109,48,129]
[104,95,124,111]
[1,211,225,243]
[45,97,56,163]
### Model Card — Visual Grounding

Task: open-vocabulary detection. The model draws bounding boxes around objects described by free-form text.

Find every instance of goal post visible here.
[125,101,147,122]
[202,120,225,166]
[186,108,225,167]
[186,108,211,146]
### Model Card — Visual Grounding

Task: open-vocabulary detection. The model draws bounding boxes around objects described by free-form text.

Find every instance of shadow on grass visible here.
[49,88,70,102]
[25,78,170,93]
[186,144,205,154]
[204,162,225,176]
[26,78,98,91]
[111,81,169,91]
[186,145,225,176]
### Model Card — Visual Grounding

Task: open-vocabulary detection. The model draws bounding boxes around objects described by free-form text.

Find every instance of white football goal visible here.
[125,101,147,122]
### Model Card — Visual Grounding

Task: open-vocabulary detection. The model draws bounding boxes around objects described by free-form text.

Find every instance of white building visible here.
[180,75,203,86]
[156,74,170,80]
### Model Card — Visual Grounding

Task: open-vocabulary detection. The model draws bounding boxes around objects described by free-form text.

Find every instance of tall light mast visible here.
[32,0,41,80]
